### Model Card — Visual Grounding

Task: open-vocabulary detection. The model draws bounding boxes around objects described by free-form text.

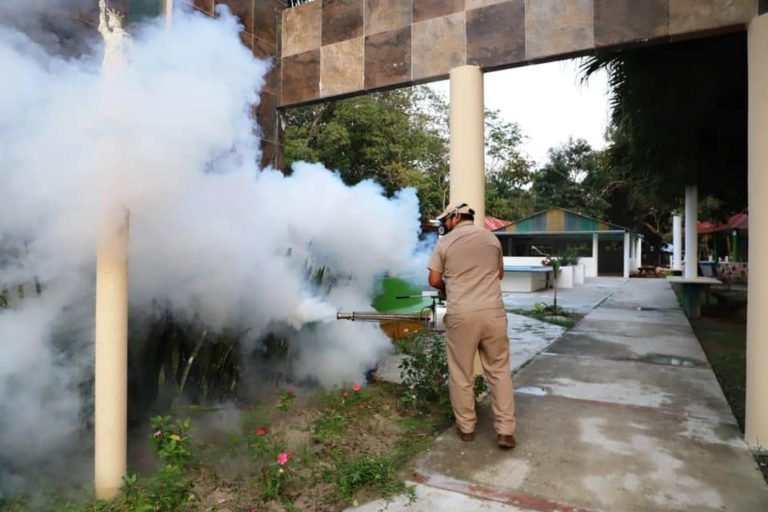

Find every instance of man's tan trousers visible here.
[444,308,516,435]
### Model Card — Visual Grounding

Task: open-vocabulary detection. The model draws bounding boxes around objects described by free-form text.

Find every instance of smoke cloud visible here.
[0,3,425,499]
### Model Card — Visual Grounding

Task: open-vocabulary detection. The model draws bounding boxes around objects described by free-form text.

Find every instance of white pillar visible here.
[636,237,642,269]
[672,214,682,270]
[450,65,485,376]
[592,233,599,277]
[684,185,698,279]
[94,215,129,499]
[165,0,174,31]
[746,12,768,449]
[623,232,630,278]
[450,65,485,227]
[95,2,130,499]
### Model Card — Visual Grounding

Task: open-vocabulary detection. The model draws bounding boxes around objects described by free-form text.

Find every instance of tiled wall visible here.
[279,0,758,107]
[183,0,286,170]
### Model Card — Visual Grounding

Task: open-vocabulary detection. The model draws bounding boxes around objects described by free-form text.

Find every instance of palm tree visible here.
[579,32,748,219]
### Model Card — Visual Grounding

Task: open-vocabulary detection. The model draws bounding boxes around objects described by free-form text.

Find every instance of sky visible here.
[430,59,611,167]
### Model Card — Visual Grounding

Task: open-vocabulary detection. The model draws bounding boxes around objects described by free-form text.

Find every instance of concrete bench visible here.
[667,276,721,319]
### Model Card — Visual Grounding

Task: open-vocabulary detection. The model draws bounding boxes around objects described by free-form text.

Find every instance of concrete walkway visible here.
[352,278,768,511]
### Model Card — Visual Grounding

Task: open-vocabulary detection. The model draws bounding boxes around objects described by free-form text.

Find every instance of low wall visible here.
[581,257,597,277]
[503,256,545,266]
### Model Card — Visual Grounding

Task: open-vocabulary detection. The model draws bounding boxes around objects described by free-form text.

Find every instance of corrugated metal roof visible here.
[698,212,748,234]
[500,208,627,234]
[485,216,512,231]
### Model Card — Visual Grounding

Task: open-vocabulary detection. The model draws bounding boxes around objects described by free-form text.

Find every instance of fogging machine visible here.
[336,293,446,332]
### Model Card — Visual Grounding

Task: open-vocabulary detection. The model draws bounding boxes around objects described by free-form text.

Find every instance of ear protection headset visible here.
[438,203,474,235]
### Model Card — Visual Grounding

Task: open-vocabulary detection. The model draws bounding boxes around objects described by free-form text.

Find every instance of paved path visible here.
[352,278,768,511]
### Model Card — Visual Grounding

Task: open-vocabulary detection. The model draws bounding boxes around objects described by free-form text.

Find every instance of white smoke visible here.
[0,2,426,497]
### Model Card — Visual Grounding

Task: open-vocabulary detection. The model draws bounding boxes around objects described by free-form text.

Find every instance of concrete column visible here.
[672,214,682,270]
[94,215,129,499]
[623,232,630,278]
[592,233,599,277]
[449,65,485,227]
[164,0,174,30]
[746,12,768,449]
[636,237,643,269]
[684,185,698,279]
[450,66,485,376]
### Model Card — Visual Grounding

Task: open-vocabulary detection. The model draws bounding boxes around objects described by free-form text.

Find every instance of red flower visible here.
[342,391,349,397]
[352,383,362,392]
[256,427,267,436]
[277,452,290,465]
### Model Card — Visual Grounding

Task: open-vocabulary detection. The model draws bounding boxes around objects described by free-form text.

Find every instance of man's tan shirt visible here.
[427,220,504,314]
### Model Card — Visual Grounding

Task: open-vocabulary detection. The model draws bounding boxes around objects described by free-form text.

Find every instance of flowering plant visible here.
[263,451,292,500]
[541,254,561,271]
[149,416,193,467]
[338,383,367,408]
[248,426,294,501]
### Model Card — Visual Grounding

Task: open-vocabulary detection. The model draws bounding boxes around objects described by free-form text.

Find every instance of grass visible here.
[691,293,768,483]
[505,307,581,329]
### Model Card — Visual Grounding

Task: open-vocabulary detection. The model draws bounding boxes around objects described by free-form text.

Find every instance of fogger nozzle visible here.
[336,311,431,323]
[336,307,446,332]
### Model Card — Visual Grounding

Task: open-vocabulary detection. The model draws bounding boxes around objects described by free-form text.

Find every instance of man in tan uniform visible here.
[427,202,516,449]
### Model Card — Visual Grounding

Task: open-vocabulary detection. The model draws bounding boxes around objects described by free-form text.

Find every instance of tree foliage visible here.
[531,138,612,218]
[284,88,449,219]
[580,33,747,220]
[283,86,536,222]
[484,110,535,220]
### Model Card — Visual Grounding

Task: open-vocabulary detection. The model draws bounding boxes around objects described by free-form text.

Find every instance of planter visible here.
[573,263,585,285]
[556,266,574,289]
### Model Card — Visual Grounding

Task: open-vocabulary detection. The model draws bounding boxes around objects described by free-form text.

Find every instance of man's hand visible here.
[428,269,446,299]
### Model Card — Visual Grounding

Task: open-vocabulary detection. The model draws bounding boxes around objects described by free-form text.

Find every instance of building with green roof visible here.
[494,208,642,278]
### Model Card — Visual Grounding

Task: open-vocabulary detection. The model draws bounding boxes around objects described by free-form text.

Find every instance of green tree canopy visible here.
[284,87,450,219]
[484,110,535,221]
[284,86,536,222]
[531,138,610,219]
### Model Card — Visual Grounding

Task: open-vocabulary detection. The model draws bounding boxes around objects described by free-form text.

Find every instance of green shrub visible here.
[58,417,197,512]
[396,332,487,419]
[150,416,194,467]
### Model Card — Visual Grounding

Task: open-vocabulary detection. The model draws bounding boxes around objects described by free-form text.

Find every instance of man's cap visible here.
[436,202,475,221]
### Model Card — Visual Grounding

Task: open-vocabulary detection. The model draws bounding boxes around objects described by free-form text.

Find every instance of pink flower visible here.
[352,383,362,392]
[277,452,290,465]
[153,430,162,438]
[217,498,227,504]
[341,391,349,397]
[255,427,267,436]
